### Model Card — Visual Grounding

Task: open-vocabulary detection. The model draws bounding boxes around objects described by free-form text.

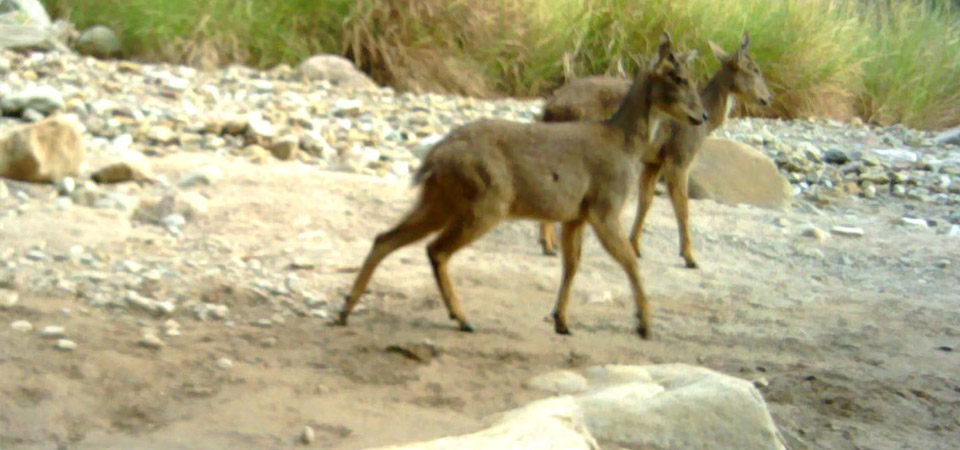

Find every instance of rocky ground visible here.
[1,48,960,449]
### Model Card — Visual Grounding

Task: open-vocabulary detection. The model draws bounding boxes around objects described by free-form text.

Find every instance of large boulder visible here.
[366,396,599,450]
[0,114,85,182]
[75,25,121,59]
[298,54,377,89]
[689,138,793,209]
[578,364,786,450]
[363,364,785,450]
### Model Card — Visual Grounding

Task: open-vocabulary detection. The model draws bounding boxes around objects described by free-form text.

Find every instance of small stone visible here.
[0,288,19,309]
[334,99,363,117]
[261,337,278,347]
[288,257,315,270]
[139,333,165,349]
[147,125,178,145]
[831,226,865,237]
[801,225,829,241]
[245,115,276,145]
[91,162,154,183]
[285,273,301,294]
[773,218,790,228]
[586,290,613,305]
[892,184,907,197]
[861,181,877,199]
[161,213,187,230]
[178,166,224,188]
[935,259,951,269]
[253,318,273,328]
[752,377,769,388]
[309,309,329,319]
[40,325,66,338]
[269,135,300,161]
[823,149,850,165]
[55,339,78,351]
[26,250,48,261]
[216,357,234,369]
[11,320,33,333]
[122,260,143,273]
[301,426,316,445]
[125,291,158,313]
[898,217,929,229]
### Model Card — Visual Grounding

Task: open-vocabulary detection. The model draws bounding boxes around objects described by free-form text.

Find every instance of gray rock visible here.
[75,25,121,59]
[0,85,64,116]
[298,54,377,89]
[933,125,960,145]
[823,148,850,165]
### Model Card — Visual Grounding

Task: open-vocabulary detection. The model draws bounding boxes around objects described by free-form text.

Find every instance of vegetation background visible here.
[41,0,960,130]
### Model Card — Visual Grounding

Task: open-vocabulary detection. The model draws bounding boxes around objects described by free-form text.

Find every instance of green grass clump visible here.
[41,0,960,130]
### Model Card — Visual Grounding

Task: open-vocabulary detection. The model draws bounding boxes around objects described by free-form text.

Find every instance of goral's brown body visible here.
[336,34,707,339]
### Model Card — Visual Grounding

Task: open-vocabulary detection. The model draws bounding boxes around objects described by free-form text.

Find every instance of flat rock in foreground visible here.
[689,138,793,210]
[366,364,785,450]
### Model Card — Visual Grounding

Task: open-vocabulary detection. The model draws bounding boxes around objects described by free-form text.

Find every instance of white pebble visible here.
[55,339,78,351]
[216,357,234,369]
[831,226,865,237]
[40,325,66,338]
[139,333,165,349]
[11,320,33,333]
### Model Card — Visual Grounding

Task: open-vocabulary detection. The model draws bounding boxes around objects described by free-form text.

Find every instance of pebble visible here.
[949,225,960,237]
[178,166,225,188]
[55,339,78,351]
[11,320,33,333]
[0,288,19,309]
[40,325,66,338]
[139,333,166,349]
[301,426,316,445]
[898,217,929,228]
[216,357,234,369]
[831,226,865,237]
[800,225,829,241]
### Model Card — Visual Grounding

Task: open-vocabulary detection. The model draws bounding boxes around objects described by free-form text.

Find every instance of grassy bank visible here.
[42,0,960,130]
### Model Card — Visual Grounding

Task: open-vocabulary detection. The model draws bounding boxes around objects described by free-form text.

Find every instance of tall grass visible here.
[41,0,960,129]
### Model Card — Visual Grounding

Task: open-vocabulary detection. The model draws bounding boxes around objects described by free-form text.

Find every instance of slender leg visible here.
[664,163,697,268]
[551,220,585,335]
[630,162,664,258]
[337,200,448,325]
[427,213,503,332]
[590,212,651,339]
[539,221,558,256]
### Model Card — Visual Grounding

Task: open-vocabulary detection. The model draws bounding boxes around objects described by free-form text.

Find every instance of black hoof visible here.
[459,322,476,333]
[685,260,699,269]
[636,324,650,340]
[449,313,457,320]
[552,312,571,335]
[334,311,349,326]
[542,248,558,257]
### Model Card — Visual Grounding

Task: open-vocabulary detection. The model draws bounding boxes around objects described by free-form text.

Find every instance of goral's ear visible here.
[658,31,674,61]
[708,40,729,62]
[740,31,751,52]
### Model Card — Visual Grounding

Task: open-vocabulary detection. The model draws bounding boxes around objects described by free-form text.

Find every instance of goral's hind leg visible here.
[337,199,449,326]
[551,220,585,335]
[427,212,503,332]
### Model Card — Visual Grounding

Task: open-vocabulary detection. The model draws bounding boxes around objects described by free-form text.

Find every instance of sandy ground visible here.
[1,153,959,450]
